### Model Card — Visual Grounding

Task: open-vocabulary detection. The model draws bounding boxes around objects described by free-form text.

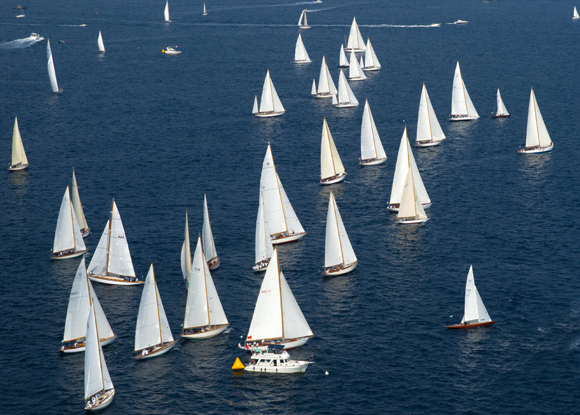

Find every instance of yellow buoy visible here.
[162,49,165,53]
[232,357,245,370]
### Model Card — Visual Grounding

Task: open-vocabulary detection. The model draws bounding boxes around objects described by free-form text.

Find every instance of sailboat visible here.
[574,6,579,19]
[311,79,317,96]
[97,31,105,53]
[348,51,366,81]
[61,259,116,353]
[387,126,431,211]
[15,5,25,18]
[8,117,29,171]
[202,194,220,270]
[313,56,337,98]
[359,55,365,70]
[134,264,178,359]
[298,9,310,29]
[396,169,429,224]
[518,88,553,154]
[72,168,90,238]
[294,33,311,64]
[450,62,478,121]
[333,70,359,108]
[252,70,285,117]
[491,89,510,118]
[320,118,347,185]
[324,192,357,275]
[203,3,207,16]
[164,0,170,22]
[416,83,446,147]
[52,187,87,260]
[182,235,229,339]
[181,211,192,286]
[260,143,306,244]
[362,38,381,71]
[446,266,496,329]
[87,199,142,285]
[253,192,274,272]
[84,305,115,411]
[360,99,387,165]
[240,248,313,351]
[345,17,366,52]
[338,44,349,68]
[47,40,63,94]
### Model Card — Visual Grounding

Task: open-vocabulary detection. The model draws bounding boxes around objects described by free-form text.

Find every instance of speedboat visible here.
[164,46,181,55]
[79,23,87,27]
[30,33,40,39]
[453,19,468,24]
[429,23,441,27]
[244,346,312,374]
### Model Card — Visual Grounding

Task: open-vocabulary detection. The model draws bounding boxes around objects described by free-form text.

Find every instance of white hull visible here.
[182,325,228,340]
[85,389,115,411]
[81,228,91,238]
[324,262,357,276]
[299,26,311,29]
[61,335,117,354]
[207,256,220,271]
[344,48,365,53]
[8,163,29,171]
[360,157,387,166]
[314,93,333,99]
[518,144,553,154]
[294,59,311,64]
[320,172,346,185]
[397,217,430,225]
[255,111,285,118]
[88,275,143,286]
[253,259,271,272]
[387,202,432,212]
[164,51,181,55]
[415,140,443,148]
[449,115,479,121]
[134,340,179,359]
[51,250,87,260]
[348,76,366,81]
[245,363,309,373]
[241,337,310,352]
[362,67,381,72]
[335,102,358,108]
[270,232,306,245]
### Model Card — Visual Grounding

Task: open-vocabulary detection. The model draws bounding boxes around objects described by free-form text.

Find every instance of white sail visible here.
[164,0,170,22]
[417,83,446,144]
[339,44,349,67]
[495,89,509,117]
[311,79,317,95]
[294,33,311,63]
[97,31,105,52]
[259,70,285,114]
[84,305,113,400]
[11,117,28,167]
[325,192,357,268]
[181,211,192,284]
[246,249,313,342]
[184,236,228,329]
[336,70,359,107]
[346,17,366,51]
[320,118,345,180]
[389,126,431,206]
[451,62,478,119]
[53,186,86,254]
[255,192,274,264]
[525,88,552,148]
[298,9,309,27]
[364,38,381,69]
[461,266,492,324]
[47,40,60,93]
[278,176,305,235]
[348,51,366,80]
[574,6,579,19]
[71,169,89,234]
[360,99,387,161]
[252,96,258,114]
[202,194,218,263]
[398,169,427,220]
[317,56,337,96]
[203,3,207,15]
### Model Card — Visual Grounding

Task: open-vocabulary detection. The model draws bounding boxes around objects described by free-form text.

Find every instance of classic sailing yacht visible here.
[338,44,349,68]
[182,235,229,339]
[8,117,29,171]
[450,62,478,121]
[348,51,366,81]
[345,17,366,52]
[446,266,496,329]
[260,143,306,244]
[72,168,90,238]
[253,192,274,272]
[134,264,178,359]
[203,3,207,16]
[253,70,285,117]
[47,40,63,94]
[240,248,313,351]
[97,31,105,53]
[362,38,381,71]
[324,192,357,275]
[61,259,115,353]
[164,0,170,22]
[313,56,337,98]
[574,6,579,19]
[334,70,359,108]
[202,194,220,270]
[388,126,431,211]
[52,187,87,260]
[87,199,142,285]
[396,170,429,224]
[416,83,446,147]
[298,9,310,29]
[84,306,115,411]
[360,99,387,165]
[181,210,192,286]
[518,88,553,154]
[492,89,510,118]
[320,118,347,184]
[294,33,311,64]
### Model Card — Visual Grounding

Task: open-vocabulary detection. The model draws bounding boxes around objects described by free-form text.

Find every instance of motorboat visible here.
[164,46,181,55]
[244,346,312,373]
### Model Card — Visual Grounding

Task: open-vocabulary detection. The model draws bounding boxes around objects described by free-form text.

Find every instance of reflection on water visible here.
[8,170,31,196]
[517,152,551,186]
[389,222,425,265]
[357,164,385,187]
[321,272,356,315]
[451,328,490,379]
[446,119,479,138]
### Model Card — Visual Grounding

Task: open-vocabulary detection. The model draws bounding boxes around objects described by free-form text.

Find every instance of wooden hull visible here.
[360,157,387,166]
[518,144,553,154]
[271,231,306,245]
[85,389,114,411]
[253,259,271,272]
[255,111,285,118]
[88,274,143,286]
[182,324,229,340]
[61,335,116,354]
[324,261,357,276]
[397,217,430,225]
[491,114,510,118]
[51,249,87,260]
[449,114,479,121]
[240,336,310,352]
[446,320,497,329]
[8,163,29,171]
[134,339,179,359]
[320,172,346,185]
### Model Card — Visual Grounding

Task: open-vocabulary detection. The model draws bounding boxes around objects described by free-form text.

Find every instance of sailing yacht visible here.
[164,0,170,22]
[491,89,510,118]
[387,126,431,211]
[345,17,366,52]
[334,70,359,108]
[8,117,29,171]
[71,169,90,238]
[84,306,115,411]
[47,40,63,94]
[348,51,366,81]
[181,211,192,286]
[574,6,579,19]
[446,266,496,329]
[134,265,178,359]
[320,118,347,185]
[518,88,553,154]
[15,5,25,18]
[260,143,306,244]
[52,187,87,260]
[313,56,337,98]
[253,192,274,272]
[362,38,381,71]
[338,44,349,68]
[298,9,310,29]
[360,99,387,165]
[203,3,207,16]
[182,235,229,339]
[202,194,220,270]
[396,170,429,224]
[97,31,105,53]
[87,199,142,285]
[253,70,285,117]
[61,259,116,353]
[450,62,478,121]
[416,83,446,147]
[324,192,357,275]
[294,33,311,64]
[240,248,313,351]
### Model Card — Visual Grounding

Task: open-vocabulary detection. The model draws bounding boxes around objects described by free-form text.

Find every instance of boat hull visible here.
[348,76,366,81]
[449,115,479,121]
[362,67,381,72]
[344,48,365,53]
[88,274,144,286]
[240,337,311,352]
[360,157,387,166]
[299,25,311,29]
[387,202,432,212]
[270,232,306,245]
[314,93,333,99]
[396,217,430,225]
[491,114,510,118]
[324,261,358,276]
[253,259,271,272]
[85,389,115,411]
[517,144,553,154]
[255,111,285,118]
[8,163,29,171]
[416,140,443,148]
[294,59,311,64]
[244,363,309,373]
[51,250,87,260]
[446,320,497,329]
[182,324,229,340]
[81,228,91,238]
[320,172,346,185]
[335,102,359,108]
[61,335,117,354]
[134,339,179,359]
[208,256,220,271]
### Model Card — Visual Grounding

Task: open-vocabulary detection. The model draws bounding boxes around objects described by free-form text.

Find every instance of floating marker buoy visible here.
[162,50,165,53]
[325,371,329,375]
[232,357,245,370]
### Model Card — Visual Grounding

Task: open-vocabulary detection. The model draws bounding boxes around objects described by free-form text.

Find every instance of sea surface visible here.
[1,0,580,413]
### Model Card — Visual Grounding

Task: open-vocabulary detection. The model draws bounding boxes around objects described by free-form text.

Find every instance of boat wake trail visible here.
[363,24,441,28]
[0,36,44,50]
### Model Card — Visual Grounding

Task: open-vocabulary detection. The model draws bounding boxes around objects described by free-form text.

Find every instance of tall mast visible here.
[152,265,163,346]
[277,251,285,340]
[68,189,77,251]
[270,145,289,233]
[201,233,211,327]
[105,199,114,276]
[332,194,345,265]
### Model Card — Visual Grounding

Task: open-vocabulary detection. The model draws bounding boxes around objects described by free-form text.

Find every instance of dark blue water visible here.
[2,0,580,413]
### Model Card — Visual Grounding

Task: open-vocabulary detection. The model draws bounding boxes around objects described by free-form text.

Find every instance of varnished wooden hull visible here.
[182,324,229,340]
[134,339,179,359]
[446,320,496,329]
